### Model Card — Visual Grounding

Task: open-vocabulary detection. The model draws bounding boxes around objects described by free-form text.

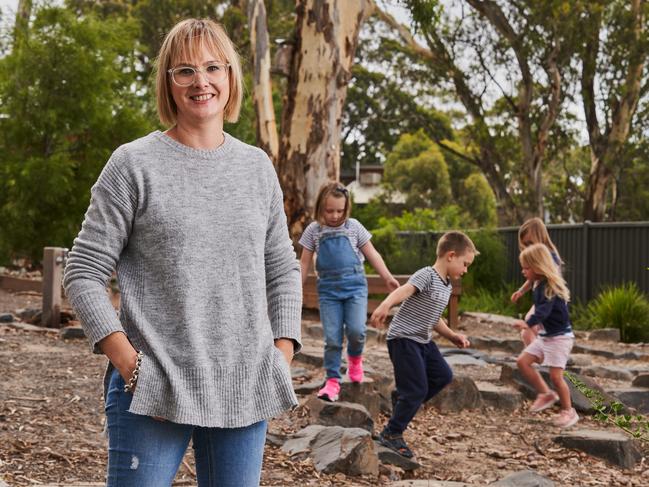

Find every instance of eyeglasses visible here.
[167,63,230,87]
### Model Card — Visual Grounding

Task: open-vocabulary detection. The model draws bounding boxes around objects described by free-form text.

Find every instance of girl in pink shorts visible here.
[513,244,578,429]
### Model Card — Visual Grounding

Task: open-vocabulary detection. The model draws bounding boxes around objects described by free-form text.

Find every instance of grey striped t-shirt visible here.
[387,266,452,343]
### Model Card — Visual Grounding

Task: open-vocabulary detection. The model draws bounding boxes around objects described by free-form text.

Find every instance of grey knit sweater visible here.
[64,130,302,428]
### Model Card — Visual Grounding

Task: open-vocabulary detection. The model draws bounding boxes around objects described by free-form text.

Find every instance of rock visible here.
[588,328,621,342]
[490,470,555,486]
[615,351,649,361]
[568,354,593,366]
[500,364,624,415]
[427,375,482,412]
[283,425,378,476]
[305,323,324,339]
[476,381,524,412]
[445,354,489,367]
[440,347,489,360]
[293,345,324,367]
[0,313,13,323]
[16,307,40,322]
[374,441,421,471]
[581,365,634,382]
[365,326,382,345]
[290,367,310,379]
[294,379,322,395]
[461,311,519,327]
[305,396,374,431]
[265,431,288,447]
[389,481,472,487]
[59,326,86,339]
[572,344,616,359]
[607,388,649,413]
[554,429,642,469]
[339,376,392,418]
[632,373,649,387]
[467,335,524,354]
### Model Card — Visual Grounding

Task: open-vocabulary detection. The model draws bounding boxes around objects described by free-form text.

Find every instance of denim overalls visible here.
[316,227,368,380]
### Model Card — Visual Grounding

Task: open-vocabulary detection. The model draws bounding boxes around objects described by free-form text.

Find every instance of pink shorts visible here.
[523,335,574,369]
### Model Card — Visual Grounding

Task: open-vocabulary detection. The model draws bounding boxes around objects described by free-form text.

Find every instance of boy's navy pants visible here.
[386,337,453,434]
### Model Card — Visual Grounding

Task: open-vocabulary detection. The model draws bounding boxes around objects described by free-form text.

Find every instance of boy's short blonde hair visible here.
[155,18,243,126]
[436,231,479,258]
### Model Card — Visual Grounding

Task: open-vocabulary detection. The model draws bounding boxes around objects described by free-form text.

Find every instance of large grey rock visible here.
[446,354,489,367]
[554,429,642,469]
[467,335,524,354]
[568,354,593,366]
[615,350,649,361]
[0,313,13,323]
[390,481,471,487]
[500,364,624,415]
[60,326,86,339]
[305,396,374,431]
[290,366,310,379]
[588,328,620,342]
[476,381,524,412]
[632,373,649,387]
[293,379,322,395]
[365,326,383,345]
[293,345,324,367]
[490,470,555,486]
[607,387,649,413]
[374,442,421,471]
[427,375,482,412]
[581,365,634,382]
[572,344,616,358]
[283,425,378,476]
[305,323,324,339]
[339,376,393,418]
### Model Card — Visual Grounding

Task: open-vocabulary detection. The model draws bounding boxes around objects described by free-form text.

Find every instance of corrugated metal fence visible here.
[398,222,649,303]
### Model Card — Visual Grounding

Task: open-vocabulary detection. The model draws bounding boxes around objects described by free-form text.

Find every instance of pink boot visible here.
[317,378,340,402]
[348,355,364,383]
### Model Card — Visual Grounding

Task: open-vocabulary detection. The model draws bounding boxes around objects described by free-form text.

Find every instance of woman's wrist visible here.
[123,350,144,393]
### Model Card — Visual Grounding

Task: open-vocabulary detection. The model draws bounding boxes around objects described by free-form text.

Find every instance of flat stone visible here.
[427,375,482,412]
[476,381,524,412]
[606,387,649,413]
[290,367,310,379]
[572,344,616,359]
[588,328,621,342]
[294,379,322,395]
[446,354,489,367]
[632,373,649,387]
[365,326,383,345]
[390,481,472,487]
[581,365,634,382]
[489,470,555,486]
[568,354,593,366]
[59,326,86,339]
[462,312,519,327]
[374,441,421,471]
[339,377,389,419]
[305,323,324,339]
[554,429,642,469]
[293,345,324,367]
[0,313,13,323]
[615,351,649,362]
[305,396,374,431]
[467,335,524,354]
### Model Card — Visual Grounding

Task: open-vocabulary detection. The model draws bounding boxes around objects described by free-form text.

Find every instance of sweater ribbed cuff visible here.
[268,295,302,354]
[68,286,124,353]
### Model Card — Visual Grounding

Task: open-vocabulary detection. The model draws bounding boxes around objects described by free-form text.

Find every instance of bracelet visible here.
[124,350,144,393]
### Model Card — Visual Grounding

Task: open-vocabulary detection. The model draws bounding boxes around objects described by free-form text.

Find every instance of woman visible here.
[64,18,302,487]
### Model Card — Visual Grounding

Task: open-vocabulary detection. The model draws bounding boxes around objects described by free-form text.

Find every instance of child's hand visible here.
[386,276,400,292]
[371,305,389,329]
[451,333,470,349]
[512,319,527,330]
[511,290,523,303]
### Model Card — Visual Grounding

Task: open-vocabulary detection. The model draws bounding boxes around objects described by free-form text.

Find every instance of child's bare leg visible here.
[516,352,549,394]
[520,306,537,345]
[549,367,571,409]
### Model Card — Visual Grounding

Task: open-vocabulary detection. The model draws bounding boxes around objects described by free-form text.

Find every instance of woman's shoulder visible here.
[227,135,273,164]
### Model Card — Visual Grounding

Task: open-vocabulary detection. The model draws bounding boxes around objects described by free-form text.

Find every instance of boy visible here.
[371,231,478,458]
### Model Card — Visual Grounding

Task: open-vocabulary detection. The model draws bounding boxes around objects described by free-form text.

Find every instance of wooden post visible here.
[448,277,462,328]
[42,247,66,328]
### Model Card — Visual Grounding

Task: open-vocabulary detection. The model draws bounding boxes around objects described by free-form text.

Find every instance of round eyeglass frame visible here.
[167,63,231,87]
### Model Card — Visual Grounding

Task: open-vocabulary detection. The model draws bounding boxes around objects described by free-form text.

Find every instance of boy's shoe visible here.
[317,378,340,402]
[378,428,414,458]
[348,355,364,383]
[554,408,579,428]
[529,391,559,413]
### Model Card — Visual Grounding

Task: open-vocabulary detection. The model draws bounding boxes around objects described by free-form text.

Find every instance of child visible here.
[511,217,563,346]
[371,231,477,458]
[300,182,400,402]
[513,243,579,428]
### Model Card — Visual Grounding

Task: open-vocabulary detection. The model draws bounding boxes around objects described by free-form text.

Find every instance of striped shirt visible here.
[387,267,452,344]
[299,218,372,262]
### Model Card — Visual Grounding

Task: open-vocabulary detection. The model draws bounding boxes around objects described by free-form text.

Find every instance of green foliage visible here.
[459,173,498,228]
[461,230,507,291]
[459,285,532,317]
[578,283,649,343]
[0,6,153,262]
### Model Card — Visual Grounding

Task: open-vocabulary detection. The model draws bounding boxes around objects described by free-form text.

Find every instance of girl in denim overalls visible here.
[299,182,400,401]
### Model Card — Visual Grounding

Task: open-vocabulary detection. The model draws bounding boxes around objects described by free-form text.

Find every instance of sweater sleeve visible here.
[63,148,137,353]
[264,165,303,353]
[526,283,554,327]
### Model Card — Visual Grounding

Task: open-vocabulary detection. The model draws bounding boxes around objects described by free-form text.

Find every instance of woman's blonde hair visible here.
[518,217,561,263]
[313,182,351,225]
[520,243,570,302]
[155,18,243,126]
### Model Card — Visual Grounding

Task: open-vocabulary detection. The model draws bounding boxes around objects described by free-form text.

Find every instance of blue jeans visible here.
[105,369,267,487]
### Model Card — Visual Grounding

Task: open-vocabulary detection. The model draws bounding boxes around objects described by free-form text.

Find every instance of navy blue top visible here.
[526,281,572,337]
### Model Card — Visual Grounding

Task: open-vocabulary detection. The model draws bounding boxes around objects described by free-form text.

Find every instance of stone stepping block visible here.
[475,381,524,412]
[439,347,489,359]
[305,396,374,431]
[389,481,471,487]
[588,328,620,342]
[581,365,634,382]
[282,424,378,476]
[339,377,391,418]
[632,373,649,387]
[606,387,649,414]
[500,364,625,415]
[490,470,555,486]
[0,313,13,323]
[446,354,489,367]
[293,345,324,367]
[290,366,310,379]
[59,326,86,340]
[554,429,643,469]
[304,323,324,339]
[467,335,524,354]
[374,441,421,471]
[571,343,617,358]
[427,375,482,412]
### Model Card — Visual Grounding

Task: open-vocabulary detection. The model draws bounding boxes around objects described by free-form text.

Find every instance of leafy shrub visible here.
[459,284,532,317]
[579,283,649,343]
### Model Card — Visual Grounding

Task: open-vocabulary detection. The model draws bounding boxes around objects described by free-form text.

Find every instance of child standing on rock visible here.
[371,231,477,458]
[513,243,579,429]
[511,217,563,346]
[299,182,399,402]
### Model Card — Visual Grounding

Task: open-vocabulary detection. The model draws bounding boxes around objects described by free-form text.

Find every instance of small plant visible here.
[582,283,649,343]
[564,371,649,445]
[459,285,532,317]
